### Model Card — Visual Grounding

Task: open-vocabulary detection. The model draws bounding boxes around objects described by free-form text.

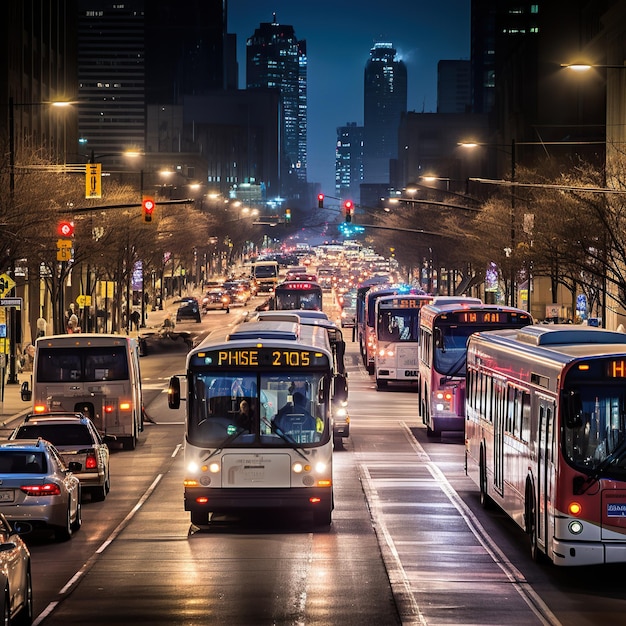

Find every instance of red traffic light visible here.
[317,193,324,209]
[57,221,74,237]
[343,200,354,222]
[142,197,155,222]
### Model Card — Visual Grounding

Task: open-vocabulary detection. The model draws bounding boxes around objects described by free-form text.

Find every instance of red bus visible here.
[466,325,626,565]
[418,298,532,435]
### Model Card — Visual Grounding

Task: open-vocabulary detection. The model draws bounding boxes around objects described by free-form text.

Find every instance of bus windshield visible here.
[188,371,327,447]
[432,323,483,376]
[563,383,626,475]
[37,346,130,382]
[377,310,419,342]
[274,284,323,310]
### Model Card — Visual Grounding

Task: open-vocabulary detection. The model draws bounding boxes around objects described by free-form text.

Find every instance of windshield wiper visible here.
[577,436,626,494]
[203,426,249,461]
[261,416,309,461]
[440,353,466,383]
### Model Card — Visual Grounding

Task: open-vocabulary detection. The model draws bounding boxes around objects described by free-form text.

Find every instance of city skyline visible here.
[228,0,471,197]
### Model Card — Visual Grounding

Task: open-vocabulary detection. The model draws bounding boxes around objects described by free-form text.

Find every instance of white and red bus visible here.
[418,298,532,435]
[373,294,433,389]
[465,324,626,565]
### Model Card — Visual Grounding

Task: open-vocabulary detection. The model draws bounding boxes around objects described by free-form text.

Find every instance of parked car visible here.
[10,412,112,501]
[0,440,82,541]
[201,289,230,313]
[175,297,202,322]
[0,513,32,624]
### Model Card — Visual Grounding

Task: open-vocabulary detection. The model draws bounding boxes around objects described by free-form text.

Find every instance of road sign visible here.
[76,295,92,308]
[57,239,73,262]
[0,274,16,298]
[0,298,22,308]
[85,163,102,199]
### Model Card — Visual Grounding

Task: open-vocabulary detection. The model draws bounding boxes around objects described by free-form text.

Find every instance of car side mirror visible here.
[20,381,31,402]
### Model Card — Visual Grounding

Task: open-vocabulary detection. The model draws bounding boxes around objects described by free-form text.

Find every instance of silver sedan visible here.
[0,440,82,541]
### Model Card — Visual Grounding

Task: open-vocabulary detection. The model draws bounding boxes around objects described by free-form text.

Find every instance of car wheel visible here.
[2,586,9,626]
[104,472,111,495]
[15,569,33,626]
[71,493,82,532]
[91,484,107,502]
[55,506,73,541]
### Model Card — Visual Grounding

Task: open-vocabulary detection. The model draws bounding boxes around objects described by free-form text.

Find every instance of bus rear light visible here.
[309,497,322,504]
[119,401,131,411]
[568,501,582,516]
[195,496,209,504]
[33,404,47,414]
[104,405,114,414]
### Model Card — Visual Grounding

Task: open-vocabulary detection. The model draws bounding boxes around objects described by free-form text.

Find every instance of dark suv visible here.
[175,297,202,323]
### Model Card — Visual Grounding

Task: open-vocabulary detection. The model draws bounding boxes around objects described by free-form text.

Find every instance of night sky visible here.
[228,0,471,196]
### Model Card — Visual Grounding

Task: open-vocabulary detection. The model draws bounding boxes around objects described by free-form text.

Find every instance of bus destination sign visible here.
[191,347,329,369]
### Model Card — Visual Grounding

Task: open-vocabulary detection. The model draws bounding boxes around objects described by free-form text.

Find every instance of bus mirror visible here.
[434,328,445,351]
[336,341,346,374]
[168,376,181,409]
[563,390,583,428]
[20,381,31,402]
[333,374,348,403]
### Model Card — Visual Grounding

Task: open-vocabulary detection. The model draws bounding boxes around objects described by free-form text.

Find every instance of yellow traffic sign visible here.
[0,273,16,298]
[57,239,73,262]
[85,163,102,199]
[76,295,92,308]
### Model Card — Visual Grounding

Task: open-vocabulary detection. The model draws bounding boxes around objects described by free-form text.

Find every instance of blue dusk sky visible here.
[228,0,471,196]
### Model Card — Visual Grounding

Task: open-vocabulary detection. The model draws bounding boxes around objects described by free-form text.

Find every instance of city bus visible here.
[167,320,347,527]
[20,334,144,450]
[374,293,433,389]
[418,299,532,436]
[465,325,626,566]
[355,275,391,353]
[361,283,424,375]
[272,280,323,311]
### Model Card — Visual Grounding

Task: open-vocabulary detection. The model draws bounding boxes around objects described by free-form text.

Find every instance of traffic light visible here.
[317,193,324,209]
[142,197,155,223]
[57,221,74,237]
[344,200,354,223]
[285,208,291,224]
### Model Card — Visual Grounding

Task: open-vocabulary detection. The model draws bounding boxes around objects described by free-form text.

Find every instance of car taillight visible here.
[20,483,62,496]
[33,404,47,414]
[85,454,98,470]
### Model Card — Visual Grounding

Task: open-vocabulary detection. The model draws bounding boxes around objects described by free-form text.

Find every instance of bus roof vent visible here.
[226,321,300,342]
[516,325,626,346]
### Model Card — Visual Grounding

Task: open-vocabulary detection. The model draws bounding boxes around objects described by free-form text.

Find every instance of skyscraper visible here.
[246,14,307,198]
[77,0,146,158]
[335,123,364,203]
[363,43,407,185]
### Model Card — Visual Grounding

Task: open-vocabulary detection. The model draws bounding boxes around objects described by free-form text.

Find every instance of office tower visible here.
[335,123,364,203]
[437,60,471,113]
[1,0,78,163]
[363,42,407,185]
[246,14,307,197]
[145,0,236,103]
[77,0,146,159]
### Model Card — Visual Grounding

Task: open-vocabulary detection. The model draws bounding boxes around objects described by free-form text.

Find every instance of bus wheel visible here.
[122,435,137,450]
[376,379,387,390]
[479,449,492,509]
[313,505,332,529]
[191,510,208,526]
[525,483,545,563]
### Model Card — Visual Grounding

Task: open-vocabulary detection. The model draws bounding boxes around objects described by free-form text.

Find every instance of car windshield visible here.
[15,424,92,446]
[0,452,47,474]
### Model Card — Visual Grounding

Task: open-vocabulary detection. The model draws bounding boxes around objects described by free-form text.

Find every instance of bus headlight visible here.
[209,462,220,474]
[315,461,327,474]
[187,461,199,473]
[568,520,584,535]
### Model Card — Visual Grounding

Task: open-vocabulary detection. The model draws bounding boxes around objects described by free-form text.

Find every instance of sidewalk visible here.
[0,296,187,426]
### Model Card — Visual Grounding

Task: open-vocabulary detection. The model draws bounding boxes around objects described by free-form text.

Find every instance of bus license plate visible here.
[0,491,15,502]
